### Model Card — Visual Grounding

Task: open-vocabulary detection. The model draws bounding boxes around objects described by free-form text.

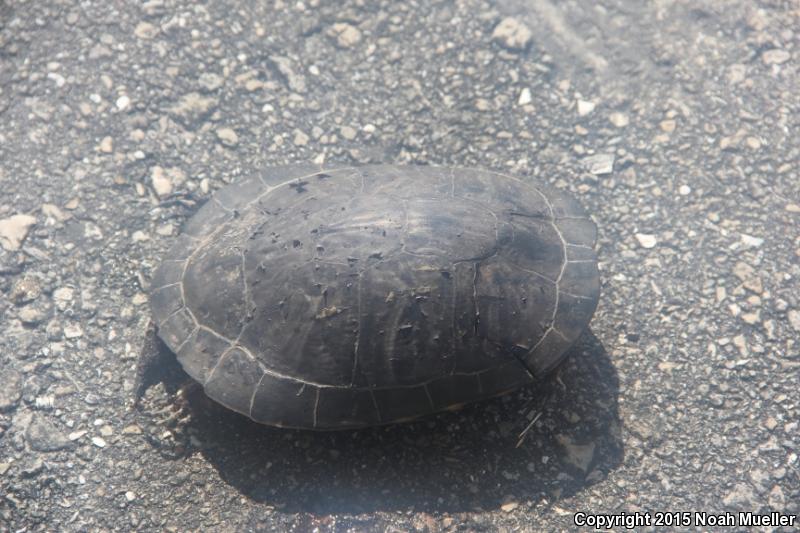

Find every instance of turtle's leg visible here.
[133,322,197,458]
[156,381,203,428]
[132,319,173,408]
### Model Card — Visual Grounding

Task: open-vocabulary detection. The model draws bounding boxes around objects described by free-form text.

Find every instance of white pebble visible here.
[788,310,800,332]
[34,396,55,409]
[491,17,532,51]
[151,166,173,197]
[53,286,74,302]
[609,112,629,127]
[47,72,66,88]
[68,430,87,441]
[583,153,615,175]
[517,88,532,106]
[679,185,691,195]
[91,437,107,448]
[740,234,764,248]
[216,127,239,147]
[63,324,84,338]
[0,214,37,251]
[762,49,790,65]
[577,100,596,116]
[116,95,131,110]
[635,233,658,249]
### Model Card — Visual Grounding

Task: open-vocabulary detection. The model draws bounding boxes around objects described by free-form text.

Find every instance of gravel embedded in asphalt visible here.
[0,0,798,530]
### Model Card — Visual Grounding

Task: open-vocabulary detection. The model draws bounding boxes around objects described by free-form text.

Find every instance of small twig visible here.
[515,410,543,448]
[515,372,560,448]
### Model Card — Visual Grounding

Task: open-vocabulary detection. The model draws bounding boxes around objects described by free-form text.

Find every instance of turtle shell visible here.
[149,165,599,429]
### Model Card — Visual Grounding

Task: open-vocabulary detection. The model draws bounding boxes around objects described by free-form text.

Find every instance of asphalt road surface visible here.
[1,0,798,531]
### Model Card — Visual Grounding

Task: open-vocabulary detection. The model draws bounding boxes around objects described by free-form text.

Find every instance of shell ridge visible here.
[249,372,268,419]
[350,273,362,387]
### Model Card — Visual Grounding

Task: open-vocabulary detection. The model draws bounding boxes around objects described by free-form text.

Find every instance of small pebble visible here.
[728,64,747,84]
[762,49,790,65]
[34,396,55,410]
[733,334,748,355]
[91,436,107,448]
[26,416,71,452]
[577,100,595,116]
[216,128,239,147]
[53,286,74,304]
[198,72,224,92]
[84,393,101,405]
[517,88,532,106]
[501,501,519,512]
[635,233,658,249]
[740,234,764,248]
[660,119,676,133]
[0,214,37,251]
[134,22,158,39]
[609,112,629,128]
[0,369,23,411]
[68,430,87,441]
[491,17,532,51]
[340,126,357,141]
[18,305,46,325]
[741,312,759,325]
[293,129,310,146]
[47,72,66,87]
[116,95,130,111]
[556,434,596,472]
[583,153,615,175]
[733,261,756,282]
[745,137,762,150]
[63,324,84,338]
[151,166,173,197]
[42,203,66,221]
[788,310,800,332]
[98,136,113,153]
[475,99,492,111]
[329,23,361,48]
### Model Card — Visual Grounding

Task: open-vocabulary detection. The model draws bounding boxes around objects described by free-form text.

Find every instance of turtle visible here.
[142,164,600,430]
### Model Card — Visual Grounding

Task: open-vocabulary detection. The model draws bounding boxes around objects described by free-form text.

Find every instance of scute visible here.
[354,254,455,388]
[250,372,317,427]
[475,256,556,348]
[183,243,246,341]
[204,347,263,416]
[454,167,551,218]
[404,199,498,260]
[316,387,381,429]
[502,215,564,281]
[150,165,600,429]
[239,260,359,386]
[176,327,229,384]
